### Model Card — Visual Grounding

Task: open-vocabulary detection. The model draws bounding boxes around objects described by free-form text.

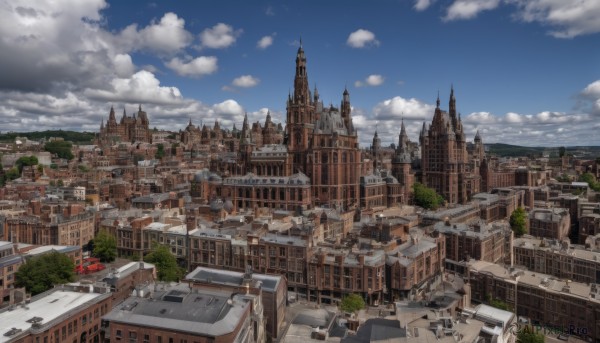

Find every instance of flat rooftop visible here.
[185,266,282,292]
[103,285,249,337]
[0,285,109,342]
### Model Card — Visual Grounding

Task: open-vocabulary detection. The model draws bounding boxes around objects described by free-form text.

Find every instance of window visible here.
[116,330,122,338]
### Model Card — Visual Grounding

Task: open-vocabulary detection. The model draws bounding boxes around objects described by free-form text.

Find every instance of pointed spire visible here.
[436,91,440,108]
[138,104,142,112]
[189,117,192,126]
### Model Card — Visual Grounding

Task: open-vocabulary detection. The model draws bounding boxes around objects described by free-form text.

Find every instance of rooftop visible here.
[102,284,249,337]
[0,284,110,343]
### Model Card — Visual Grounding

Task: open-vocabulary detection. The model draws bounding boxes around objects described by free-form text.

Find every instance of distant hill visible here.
[485,143,600,158]
[0,130,95,144]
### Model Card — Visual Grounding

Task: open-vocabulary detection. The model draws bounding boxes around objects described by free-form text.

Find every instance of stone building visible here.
[184,266,286,341]
[386,233,446,299]
[513,236,600,284]
[467,260,600,342]
[528,207,570,240]
[99,105,151,145]
[434,219,513,271]
[420,88,482,204]
[102,282,262,343]
[0,282,112,343]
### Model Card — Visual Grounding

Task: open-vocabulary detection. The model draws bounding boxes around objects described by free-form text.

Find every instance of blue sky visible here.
[0,0,599,147]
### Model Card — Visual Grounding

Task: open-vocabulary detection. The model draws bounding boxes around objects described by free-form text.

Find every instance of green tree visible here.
[144,244,185,282]
[510,207,528,237]
[15,251,76,295]
[44,140,74,160]
[412,182,444,210]
[15,155,38,173]
[579,172,600,192]
[155,143,165,159]
[558,146,566,158]
[339,293,366,313]
[5,167,20,182]
[517,328,545,343]
[93,230,117,263]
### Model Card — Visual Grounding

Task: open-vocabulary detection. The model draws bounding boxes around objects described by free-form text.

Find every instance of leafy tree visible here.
[57,179,64,187]
[15,251,76,295]
[517,328,545,343]
[44,140,74,160]
[510,207,528,237]
[340,293,366,313]
[93,230,117,263]
[412,182,444,210]
[578,172,600,192]
[5,167,20,182]
[15,155,38,173]
[144,243,185,282]
[155,143,165,159]
[558,146,566,158]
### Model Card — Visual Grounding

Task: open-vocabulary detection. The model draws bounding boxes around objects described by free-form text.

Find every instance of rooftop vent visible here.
[3,328,22,337]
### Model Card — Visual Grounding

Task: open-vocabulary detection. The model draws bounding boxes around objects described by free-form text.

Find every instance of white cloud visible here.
[366,75,385,86]
[346,29,380,48]
[165,56,218,77]
[372,96,435,120]
[113,54,135,78]
[510,0,600,38]
[84,70,183,105]
[355,74,385,87]
[443,0,501,21]
[212,99,244,117]
[257,35,274,49]
[583,80,600,98]
[232,75,260,88]
[265,6,275,16]
[113,12,193,54]
[464,111,498,123]
[414,0,434,11]
[199,23,242,49]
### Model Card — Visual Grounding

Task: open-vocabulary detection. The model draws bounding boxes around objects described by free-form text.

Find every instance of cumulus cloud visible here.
[509,0,600,38]
[581,79,600,116]
[165,56,218,77]
[355,74,385,87]
[84,70,183,105]
[232,75,260,88]
[444,0,501,21]
[346,29,380,48]
[112,12,193,54]
[257,35,274,49]
[373,96,435,121]
[113,54,135,78]
[199,23,242,49]
[414,0,434,11]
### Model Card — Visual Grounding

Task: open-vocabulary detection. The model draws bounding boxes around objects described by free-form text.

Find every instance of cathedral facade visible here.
[99,105,152,144]
[419,88,483,204]
[222,44,362,212]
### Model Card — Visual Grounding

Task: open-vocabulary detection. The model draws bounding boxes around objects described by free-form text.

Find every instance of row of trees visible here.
[15,231,184,296]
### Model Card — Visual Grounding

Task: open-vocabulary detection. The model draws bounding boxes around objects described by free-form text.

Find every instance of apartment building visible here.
[468,260,600,342]
[434,219,513,270]
[184,266,285,341]
[513,236,600,284]
[0,282,112,343]
[102,283,261,343]
[386,233,445,299]
[528,208,570,240]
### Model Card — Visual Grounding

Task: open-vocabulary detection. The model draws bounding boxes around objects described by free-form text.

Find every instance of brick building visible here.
[528,208,570,240]
[0,282,112,343]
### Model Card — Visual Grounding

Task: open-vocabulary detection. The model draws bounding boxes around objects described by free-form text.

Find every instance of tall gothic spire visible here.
[293,38,309,105]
